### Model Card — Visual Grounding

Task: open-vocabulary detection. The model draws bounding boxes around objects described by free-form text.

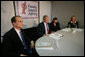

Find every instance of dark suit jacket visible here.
[1,28,31,56]
[37,22,51,38]
[67,21,79,28]
[50,22,60,32]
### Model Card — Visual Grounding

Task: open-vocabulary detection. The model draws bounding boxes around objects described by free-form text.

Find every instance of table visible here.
[35,28,84,56]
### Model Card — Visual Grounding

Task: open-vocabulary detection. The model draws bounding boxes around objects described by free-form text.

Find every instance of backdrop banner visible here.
[15,1,39,19]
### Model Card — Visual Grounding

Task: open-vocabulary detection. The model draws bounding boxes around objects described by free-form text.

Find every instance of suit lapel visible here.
[42,22,45,33]
[12,28,23,45]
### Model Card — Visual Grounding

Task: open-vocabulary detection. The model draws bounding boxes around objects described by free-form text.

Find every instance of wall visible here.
[39,1,52,23]
[1,1,15,36]
[52,1,84,29]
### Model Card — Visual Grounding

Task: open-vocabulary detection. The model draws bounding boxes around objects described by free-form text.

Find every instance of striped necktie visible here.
[46,24,49,34]
[20,31,32,53]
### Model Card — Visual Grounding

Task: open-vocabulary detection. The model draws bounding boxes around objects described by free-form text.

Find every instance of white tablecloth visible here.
[35,28,84,56]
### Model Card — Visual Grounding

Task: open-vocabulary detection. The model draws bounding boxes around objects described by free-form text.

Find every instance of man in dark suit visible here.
[1,16,36,56]
[37,15,51,38]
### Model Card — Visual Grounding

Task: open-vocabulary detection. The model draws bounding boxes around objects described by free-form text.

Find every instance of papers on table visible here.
[36,47,54,50]
[61,28,71,32]
[36,42,53,50]
[49,33,63,40]
[61,28,84,33]
[36,42,52,47]
[75,29,83,32]
[72,29,83,33]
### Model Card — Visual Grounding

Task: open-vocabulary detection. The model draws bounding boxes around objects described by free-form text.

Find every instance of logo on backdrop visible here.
[21,2,27,14]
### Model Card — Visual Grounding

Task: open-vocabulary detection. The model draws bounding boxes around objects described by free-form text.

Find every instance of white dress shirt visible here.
[14,27,33,44]
[14,28,22,41]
